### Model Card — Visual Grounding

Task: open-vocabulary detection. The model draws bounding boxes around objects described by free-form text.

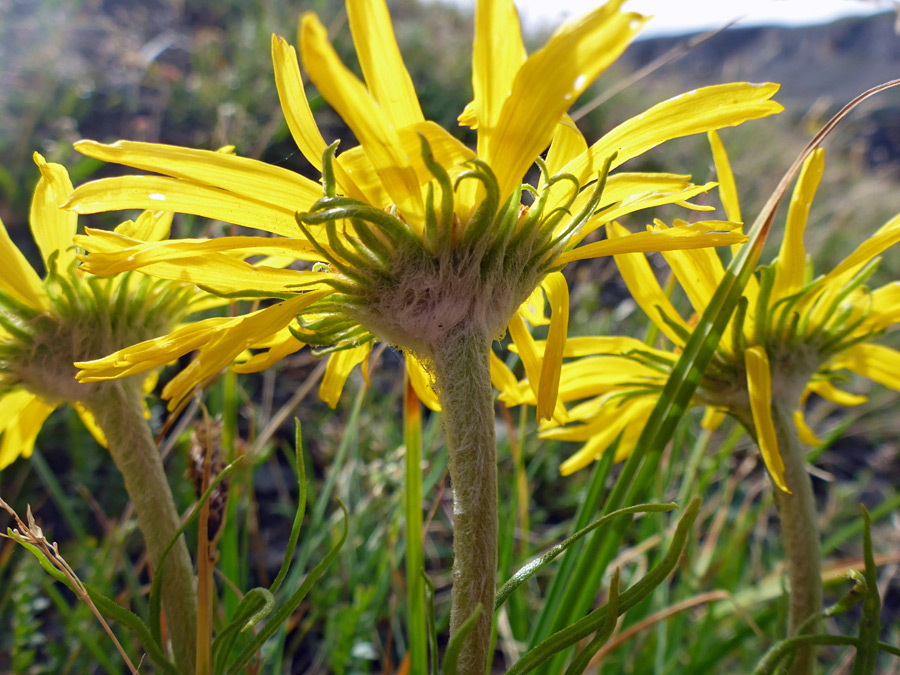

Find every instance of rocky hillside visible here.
[619,11,900,169]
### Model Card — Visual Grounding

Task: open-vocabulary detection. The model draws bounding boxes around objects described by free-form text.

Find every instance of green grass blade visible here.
[422,570,439,675]
[850,506,881,675]
[403,373,427,673]
[268,419,308,594]
[563,568,621,675]
[225,498,349,674]
[495,502,676,611]
[508,498,701,675]
[528,445,615,645]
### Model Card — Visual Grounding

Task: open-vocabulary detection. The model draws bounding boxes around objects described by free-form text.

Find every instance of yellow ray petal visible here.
[489,350,519,402]
[861,281,900,332]
[115,210,174,242]
[76,231,327,274]
[793,408,822,447]
[559,219,746,265]
[543,114,589,183]
[300,13,423,224]
[552,83,782,212]
[558,396,655,475]
[76,315,240,381]
[272,34,327,170]
[487,1,645,200]
[657,223,726,315]
[82,248,326,298]
[772,148,824,300]
[73,140,321,223]
[518,285,549,326]
[0,390,56,469]
[832,343,900,393]
[472,0,526,152]
[232,329,305,373]
[347,0,424,128]
[701,407,725,430]
[320,343,371,409]
[820,212,900,291]
[0,215,47,311]
[537,272,569,422]
[406,353,441,412]
[744,346,789,492]
[73,402,108,448]
[507,311,567,422]
[161,290,333,409]
[30,153,77,271]
[573,181,717,242]
[272,35,367,202]
[67,174,307,238]
[807,379,867,407]
[399,121,476,183]
[555,358,663,403]
[608,221,691,346]
[707,131,741,223]
[556,335,673,359]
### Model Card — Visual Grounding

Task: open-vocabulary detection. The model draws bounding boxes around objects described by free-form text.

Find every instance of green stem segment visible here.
[86,380,197,673]
[430,326,497,675]
[770,402,822,675]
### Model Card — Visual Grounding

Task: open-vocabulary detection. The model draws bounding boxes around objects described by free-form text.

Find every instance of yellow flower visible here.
[0,153,216,469]
[524,132,900,489]
[66,0,781,418]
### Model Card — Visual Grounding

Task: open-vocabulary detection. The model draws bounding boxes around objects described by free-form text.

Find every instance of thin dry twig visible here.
[0,497,141,674]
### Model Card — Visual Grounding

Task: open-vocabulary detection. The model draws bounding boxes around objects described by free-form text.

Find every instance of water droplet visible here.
[148,193,166,201]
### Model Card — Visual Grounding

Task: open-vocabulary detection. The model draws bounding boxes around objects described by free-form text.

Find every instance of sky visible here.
[505,0,896,37]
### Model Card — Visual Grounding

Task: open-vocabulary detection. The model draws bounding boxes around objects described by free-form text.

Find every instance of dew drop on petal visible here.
[148,193,166,201]
[573,74,587,91]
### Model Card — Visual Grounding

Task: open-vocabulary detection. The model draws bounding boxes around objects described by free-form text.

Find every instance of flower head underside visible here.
[67,0,783,418]
[517,132,900,489]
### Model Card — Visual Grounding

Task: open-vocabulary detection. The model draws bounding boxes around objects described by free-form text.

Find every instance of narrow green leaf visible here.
[495,502,676,611]
[851,506,881,675]
[441,603,483,675]
[7,532,177,675]
[509,497,701,674]
[149,457,243,646]
[268,420,308,594]
[225,498,349,674]
[564,568,621,675]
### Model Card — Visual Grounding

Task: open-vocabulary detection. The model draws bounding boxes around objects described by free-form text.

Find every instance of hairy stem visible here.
[430,326,497,675]
[86,380,197,673]
[770,402,822,675]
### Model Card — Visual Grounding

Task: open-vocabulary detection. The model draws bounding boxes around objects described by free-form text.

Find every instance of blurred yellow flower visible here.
[520,132,900,490]
[65,0,781,418]
[0,154,215,469]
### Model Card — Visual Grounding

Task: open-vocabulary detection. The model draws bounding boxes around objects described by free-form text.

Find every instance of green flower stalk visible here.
[0,154,204,672]
[63,1,783,668]
[519,134,900,673]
